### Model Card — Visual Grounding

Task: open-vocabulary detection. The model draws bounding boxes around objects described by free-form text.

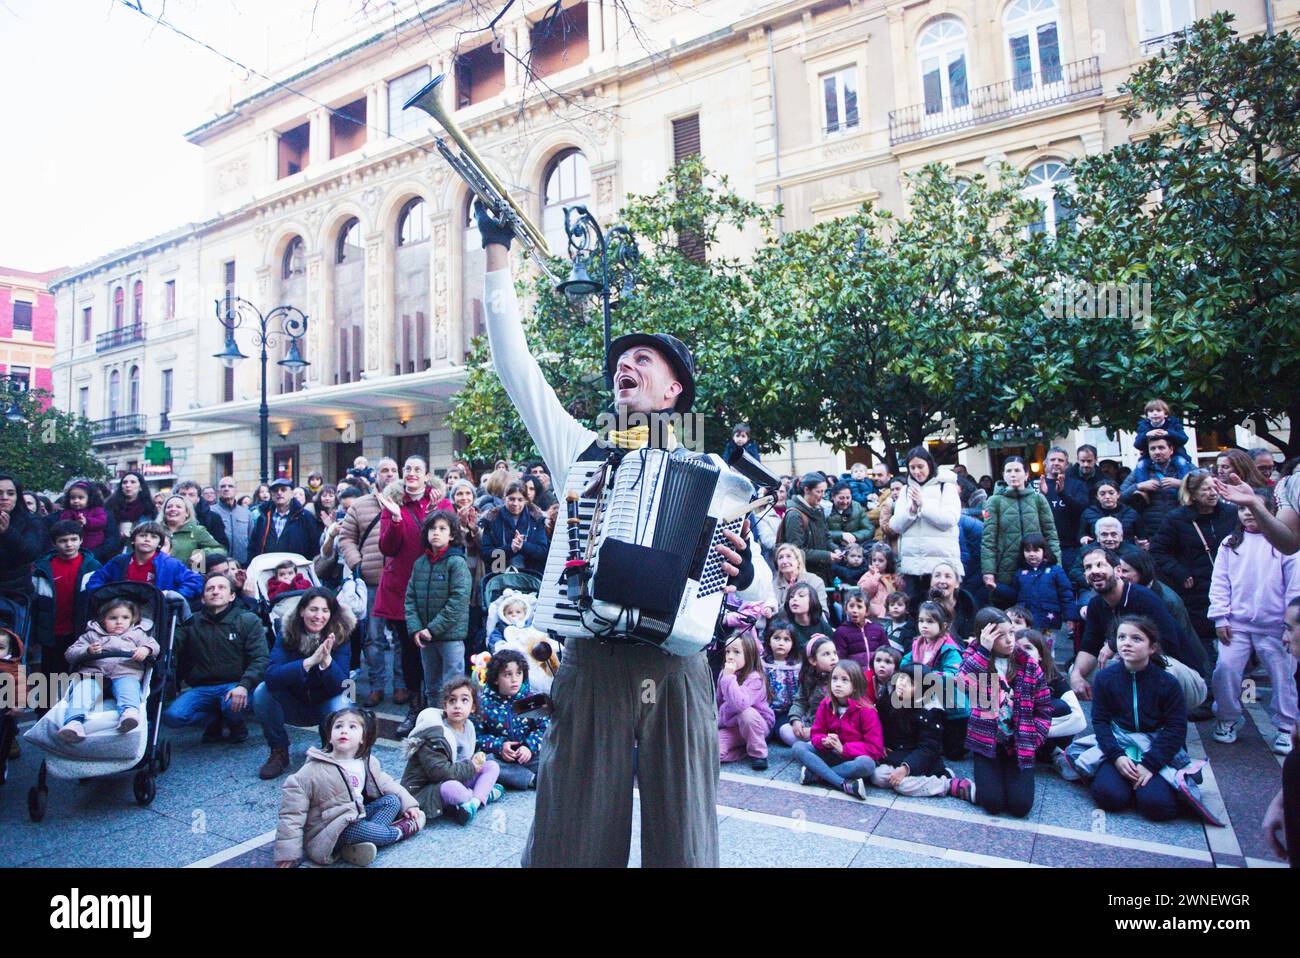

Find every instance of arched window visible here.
[1004,0,1062,91]
[132,280,143,326]
[1024,160,1073,236]
[113,287,124,330]
[397,198,429,246]
[128,366,140,415]
[336,217,362,265]
[279,235,310,394]
[462,195,486,362]
[394,199,432,374]
[918,18,969,115]
[333,217,364,384]
[108,369,121,419]
[542,148,591,256]
[282,236,306,280]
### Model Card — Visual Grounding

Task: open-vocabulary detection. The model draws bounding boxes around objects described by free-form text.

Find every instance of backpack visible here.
[775,507,809,547]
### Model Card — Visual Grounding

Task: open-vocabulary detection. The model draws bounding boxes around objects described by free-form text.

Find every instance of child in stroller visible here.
[267,560,313,602]
[58,597,159,742]
[0,596,27,782]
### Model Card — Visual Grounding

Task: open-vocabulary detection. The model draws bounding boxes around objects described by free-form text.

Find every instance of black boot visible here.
[394,692,425,738]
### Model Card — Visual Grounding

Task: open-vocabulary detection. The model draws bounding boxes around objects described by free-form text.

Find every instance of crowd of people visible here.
[1,398,1298,866]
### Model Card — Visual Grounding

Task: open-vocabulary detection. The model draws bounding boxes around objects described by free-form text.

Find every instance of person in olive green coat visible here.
[981,457,1062,588]
[160,494,222,569]
[826,482,875,548]
[404,509,471,710]
[781,474,841,585]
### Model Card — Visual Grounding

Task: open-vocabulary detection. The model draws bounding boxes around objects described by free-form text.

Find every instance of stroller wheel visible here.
[27,785,47,822]
[157,740,172,773]
[133,771,156,806]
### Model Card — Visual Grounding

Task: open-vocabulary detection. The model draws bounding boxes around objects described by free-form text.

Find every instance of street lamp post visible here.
[213,296,310,487]
[555,205,640,391]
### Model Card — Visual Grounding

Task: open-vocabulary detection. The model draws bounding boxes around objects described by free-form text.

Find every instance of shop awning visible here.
[172,366,468,429]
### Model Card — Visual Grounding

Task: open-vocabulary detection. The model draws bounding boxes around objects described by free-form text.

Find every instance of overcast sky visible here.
[0,0,419,272]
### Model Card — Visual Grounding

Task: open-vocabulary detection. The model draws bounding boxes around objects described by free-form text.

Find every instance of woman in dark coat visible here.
[101,470,155,561]
[0,473,46,598]
[1150,470,1237,666]
[479,481,549,579]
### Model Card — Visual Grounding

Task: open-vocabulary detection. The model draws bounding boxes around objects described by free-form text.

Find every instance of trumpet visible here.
[403,75,558,283]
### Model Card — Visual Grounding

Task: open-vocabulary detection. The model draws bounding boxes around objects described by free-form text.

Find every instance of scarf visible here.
[911,632,958,667]
[607,421,679,450]
[424,545,449,564]
[114,496,152,522]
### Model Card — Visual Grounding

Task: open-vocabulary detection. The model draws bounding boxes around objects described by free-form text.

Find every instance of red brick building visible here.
[0,266,59,408]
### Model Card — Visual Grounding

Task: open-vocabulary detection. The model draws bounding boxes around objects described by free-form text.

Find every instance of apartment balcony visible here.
[96,324,146,353]
[90,413,148,441]
[888,56,1102,146]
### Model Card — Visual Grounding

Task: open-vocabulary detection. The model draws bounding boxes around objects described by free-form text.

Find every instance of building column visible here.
[364,234,388,377]
[430,210,454,364]
[310,108,329,166]
[305,252,325,386]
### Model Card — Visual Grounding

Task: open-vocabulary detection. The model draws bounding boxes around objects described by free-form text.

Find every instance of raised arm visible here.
[481,210,593,479]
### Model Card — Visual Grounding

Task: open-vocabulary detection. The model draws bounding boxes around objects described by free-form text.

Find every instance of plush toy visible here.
[469,651,492,688]
[497,625,562,694]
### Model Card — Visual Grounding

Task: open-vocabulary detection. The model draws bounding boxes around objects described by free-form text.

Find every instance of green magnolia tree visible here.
[0,384,108,493]
[749,163,1084,466]
[449,158,804,461]
[1062,13,1300,456]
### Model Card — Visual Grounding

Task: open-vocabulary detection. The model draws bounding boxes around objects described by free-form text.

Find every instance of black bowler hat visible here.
[605,333,696,413]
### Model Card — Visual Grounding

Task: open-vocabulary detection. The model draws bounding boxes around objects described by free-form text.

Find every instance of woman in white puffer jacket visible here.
[888,446,964,594]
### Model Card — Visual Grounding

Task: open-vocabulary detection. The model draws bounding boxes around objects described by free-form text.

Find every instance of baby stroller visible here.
[481,569,542,614]
[0,590,32,786]
[23,582,185,820]
[246,551,321,644]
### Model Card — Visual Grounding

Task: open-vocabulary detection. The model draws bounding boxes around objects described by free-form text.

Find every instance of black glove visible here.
[474,199,514,250]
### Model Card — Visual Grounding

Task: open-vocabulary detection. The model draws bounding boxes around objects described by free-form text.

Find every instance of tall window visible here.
[161,369,173,431]
[1138,0,1195,50]
[82,306,92,342]
[1024,160,1073,236]
[388,65,433,139]
[12,301,32,331]
[128,365,140,415]
[333,219,364,385]
[395,198,432,373]
[542,149,591,256]
[529,2,590,79]
[223,260,236,308]
[673,115,705,262]
[164,280,176,322]
[113,287,124,330]
[919,18,969,115]
[132,280,144,327]
[8,366,29,392]
[108,369,121,419]
[78,386,89,420]
[462,196,486,361]
[821,66,860,135]
[279,239,307,393]
[1004,0,1062,92]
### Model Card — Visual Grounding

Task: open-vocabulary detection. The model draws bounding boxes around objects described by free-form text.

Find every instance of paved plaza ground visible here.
[2,665,1290,869]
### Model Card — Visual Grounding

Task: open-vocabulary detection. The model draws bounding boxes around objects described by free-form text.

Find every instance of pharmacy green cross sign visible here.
[144,441,171,466]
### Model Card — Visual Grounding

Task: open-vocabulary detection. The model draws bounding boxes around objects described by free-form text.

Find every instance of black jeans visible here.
[385,618,424,699]
[973,748,1035,818]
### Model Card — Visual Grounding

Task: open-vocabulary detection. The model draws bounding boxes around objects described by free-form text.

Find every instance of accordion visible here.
[533,448,754,655]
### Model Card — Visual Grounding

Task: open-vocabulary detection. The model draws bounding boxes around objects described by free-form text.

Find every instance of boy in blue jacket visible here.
[85,521,203,600]
[1133,399,1193,470]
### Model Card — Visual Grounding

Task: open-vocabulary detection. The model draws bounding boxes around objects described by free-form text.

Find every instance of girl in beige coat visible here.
[275,706,424,867]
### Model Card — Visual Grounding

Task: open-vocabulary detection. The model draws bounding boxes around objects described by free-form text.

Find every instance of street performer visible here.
[477,201,757,867]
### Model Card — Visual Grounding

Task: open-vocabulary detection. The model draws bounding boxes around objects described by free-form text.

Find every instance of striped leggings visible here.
[339,794,403,848]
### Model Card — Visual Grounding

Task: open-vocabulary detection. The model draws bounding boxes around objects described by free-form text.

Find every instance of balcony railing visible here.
[96,324,146,353]
[888,56,1102,146]
[90,414,147,440]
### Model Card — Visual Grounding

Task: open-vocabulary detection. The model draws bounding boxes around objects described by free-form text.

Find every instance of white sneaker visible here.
[337,841,377,866]
[1273,732,1294,756]
[1212,719,1239,744]
[799,766,811,786]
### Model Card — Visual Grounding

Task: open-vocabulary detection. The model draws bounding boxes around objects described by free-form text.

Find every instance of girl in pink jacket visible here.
[793,659,885,800]
[718,633,775,771]
[1208,505,1300,755]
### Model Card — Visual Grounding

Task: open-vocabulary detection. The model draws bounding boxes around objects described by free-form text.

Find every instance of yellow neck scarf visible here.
[607,421,679,451]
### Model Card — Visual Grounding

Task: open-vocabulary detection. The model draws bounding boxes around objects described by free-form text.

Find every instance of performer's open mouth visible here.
[617,373,638,392]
